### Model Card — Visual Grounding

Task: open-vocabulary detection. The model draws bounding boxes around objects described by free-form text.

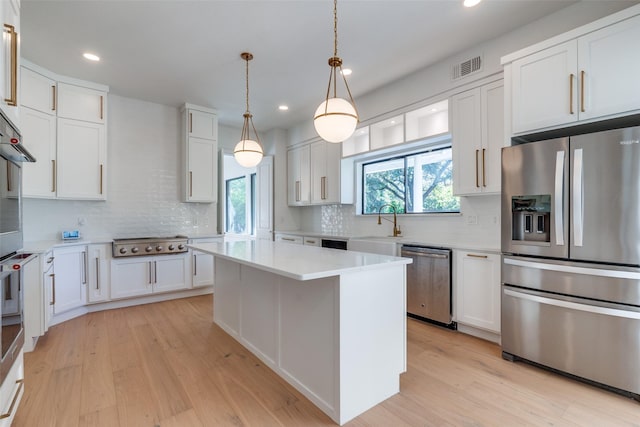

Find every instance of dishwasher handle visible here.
[401,246,450,259]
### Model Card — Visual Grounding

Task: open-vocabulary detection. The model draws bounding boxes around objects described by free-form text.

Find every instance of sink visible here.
[348,237,400,256]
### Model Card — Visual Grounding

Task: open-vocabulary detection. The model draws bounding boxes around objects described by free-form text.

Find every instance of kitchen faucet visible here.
[377,204,401,237]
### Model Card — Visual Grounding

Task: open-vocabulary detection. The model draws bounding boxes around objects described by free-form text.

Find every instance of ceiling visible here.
[21,0,589,132]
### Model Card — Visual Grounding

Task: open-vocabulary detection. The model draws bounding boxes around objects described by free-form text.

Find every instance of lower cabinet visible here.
[52,245,87,314]
[189,237,221,288]
[87,244,111,303]
[43,251,54,332]
[274,233,303,244]
[0,350,24,427]
[455,250,501,333]
[22,254,42,352]
[110,254,189,300]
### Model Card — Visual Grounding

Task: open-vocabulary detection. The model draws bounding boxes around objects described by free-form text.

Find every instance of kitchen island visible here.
[188,239,411,425]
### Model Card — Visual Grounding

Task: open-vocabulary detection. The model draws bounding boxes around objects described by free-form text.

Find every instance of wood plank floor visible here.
[14,295,640,426]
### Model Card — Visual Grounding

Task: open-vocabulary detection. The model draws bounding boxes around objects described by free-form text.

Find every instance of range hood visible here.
[0,109,35,163]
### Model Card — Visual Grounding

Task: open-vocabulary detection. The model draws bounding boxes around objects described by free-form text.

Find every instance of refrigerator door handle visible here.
[504,288,640,320]
[573,148,584,247]
[554,150,565,246]
[504,257,640,280]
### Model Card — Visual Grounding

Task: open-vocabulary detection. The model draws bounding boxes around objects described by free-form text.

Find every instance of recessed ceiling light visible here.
[463,0,481,7]
[83,52,100,61]
[341,68,352,76]
[278,105,289,111]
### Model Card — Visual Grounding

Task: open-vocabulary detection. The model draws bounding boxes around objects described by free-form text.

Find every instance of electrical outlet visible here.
[466,215,478,225]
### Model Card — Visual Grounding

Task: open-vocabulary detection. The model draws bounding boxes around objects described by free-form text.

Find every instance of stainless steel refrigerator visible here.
[501,125,640,400]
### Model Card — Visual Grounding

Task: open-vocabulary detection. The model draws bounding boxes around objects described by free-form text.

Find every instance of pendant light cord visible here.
[245,55,250,114]
[333,0,338,58]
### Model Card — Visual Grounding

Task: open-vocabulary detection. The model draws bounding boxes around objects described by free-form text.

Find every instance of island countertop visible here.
[188,239,412,281]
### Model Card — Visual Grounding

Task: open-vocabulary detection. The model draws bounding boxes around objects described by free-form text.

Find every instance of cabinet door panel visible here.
[188,109,217,140]
[578,15,640,121]
[20,67,56,114]
[0,1,20,127]
[56,118,106,200]
[186,137,216,202]
[192,251,214,288]
[452,87,482,195]
[110,259,153,299]
[87,244,110,303]
[481,81,504,194]
[455,251,500,333]
[512,40,577,134]
[52,246,87,314]
[57,83,105,123]
[21,107,56,198]
[154,256,188,293]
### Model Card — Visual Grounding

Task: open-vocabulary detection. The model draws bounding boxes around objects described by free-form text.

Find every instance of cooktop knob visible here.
[168,244,175,251]
[131,247,139,253]
[156,245,163,252]
[178,244,185,250]
[119,248,127,254]
[145,246,153,252]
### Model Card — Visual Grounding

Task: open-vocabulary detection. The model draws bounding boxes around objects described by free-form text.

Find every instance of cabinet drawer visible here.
[0,350,24,426]
[275,234,303,245]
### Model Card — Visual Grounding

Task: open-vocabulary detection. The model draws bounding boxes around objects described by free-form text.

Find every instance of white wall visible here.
[281,1,635,249]
[23,95,218,241]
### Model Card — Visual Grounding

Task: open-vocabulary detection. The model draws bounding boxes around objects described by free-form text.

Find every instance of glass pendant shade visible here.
[234,139,263,168]
[314,97,358,143]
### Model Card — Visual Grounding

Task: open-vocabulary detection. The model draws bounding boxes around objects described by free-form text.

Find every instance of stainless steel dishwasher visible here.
[401,245,455,329]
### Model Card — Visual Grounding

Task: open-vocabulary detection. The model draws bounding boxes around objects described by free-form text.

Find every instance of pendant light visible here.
[234,52,264,168]
[313,0,359,143]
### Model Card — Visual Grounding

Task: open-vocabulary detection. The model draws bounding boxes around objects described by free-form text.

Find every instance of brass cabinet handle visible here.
[189,112,193,133]
[282,237,296,242]
[47,256,54,264]
[95,258,100,290]
[99,164,104,194]
[482,148,486,187]
[569,73,575,114]
[148,262,153,285]
[0,379,23,420]
[50,273,56,305]
[189,171,193,197]
[580,70,585,113]
[193,254,197,276]
[6,162,10,192]
[82,251,88,284]
[3,24,17,106]
[321,176,327,200]
[475,149,480,188]
[295,180,300,202]
[52,85,56,111]
[154,261,157,284]
[467,253,488,259]
[99,95,104,120]
[52,160,57,192]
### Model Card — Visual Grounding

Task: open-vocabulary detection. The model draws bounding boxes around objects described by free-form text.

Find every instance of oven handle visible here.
[504,257,640,280]
[504,288,640,320]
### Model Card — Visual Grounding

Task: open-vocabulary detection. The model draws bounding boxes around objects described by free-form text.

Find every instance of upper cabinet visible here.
[505,10,640,135]
[0,0,20,126]
[20,61,109,200]
[310,141,341,205]
[182,104,218,203]
[451,80,504,196]
[287,144,310,206]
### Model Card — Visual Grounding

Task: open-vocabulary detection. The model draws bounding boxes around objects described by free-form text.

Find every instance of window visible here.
[225,174,257,234]
[362,145,459,214]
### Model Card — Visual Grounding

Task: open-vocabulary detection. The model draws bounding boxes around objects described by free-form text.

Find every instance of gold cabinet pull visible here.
[189,112,193,133]
[282,237,295,242]
[580,70,585,113]
[467,253,488,259]
[52,85,57,111]
[52,159,57,192]
[482,148,486,187]
[475,149,480,188]
[99,164,104,194]
[0,379,23,420]
[321,176,327,200]
[50,273,56,305]
[3,24,17,106]
[295,180,300,202]
[193,254,197,276]
[569,73,575,114]
[189,171,193,197]
[95,257,100,290]
[99,95,104,120]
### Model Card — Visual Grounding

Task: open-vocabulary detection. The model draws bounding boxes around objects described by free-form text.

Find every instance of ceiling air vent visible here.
[451,55,482,80]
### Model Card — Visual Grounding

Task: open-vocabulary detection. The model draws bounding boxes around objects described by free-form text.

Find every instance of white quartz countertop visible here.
[189,240,412,281]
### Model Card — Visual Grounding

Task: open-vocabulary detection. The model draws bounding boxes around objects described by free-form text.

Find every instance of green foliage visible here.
[226,177,247,233]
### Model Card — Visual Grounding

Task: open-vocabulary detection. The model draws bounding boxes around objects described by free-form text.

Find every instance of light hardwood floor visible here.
[14,295,640,426]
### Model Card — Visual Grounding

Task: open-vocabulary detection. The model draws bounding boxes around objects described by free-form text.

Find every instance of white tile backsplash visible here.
[23,95,218,241]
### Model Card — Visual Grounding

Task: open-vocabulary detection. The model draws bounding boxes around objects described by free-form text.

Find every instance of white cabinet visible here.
[302,236,321,246]
[86,244,110,303]
[189,237,221,288]
[182,104,218,203]
[275,233,303,244]
[23,254,43,352]
[52,245,87,314]
[20,62,109,200]
[0,349,23,427]
[508,13,640,134]
[0,0,20,127]
[455,250,500,333]
[310,141,341,204]
[110,254,189,300]
[56,118,106,200]
[42,250,54,332]
[56,82,105,124]
[451,80,504,195]
[287,145,310,206]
